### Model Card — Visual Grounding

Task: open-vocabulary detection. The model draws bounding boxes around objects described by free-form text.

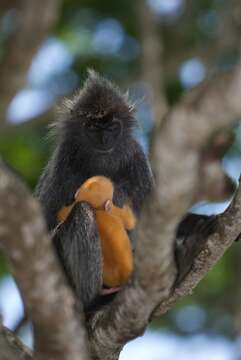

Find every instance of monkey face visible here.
[84,115,122,152]
[56,71,136,163]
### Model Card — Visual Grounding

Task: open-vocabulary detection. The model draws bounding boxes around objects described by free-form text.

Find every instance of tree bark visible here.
[0,323,32,360]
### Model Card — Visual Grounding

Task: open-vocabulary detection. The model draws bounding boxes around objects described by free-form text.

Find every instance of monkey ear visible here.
[74,188,81,200]
[104,200,113,212]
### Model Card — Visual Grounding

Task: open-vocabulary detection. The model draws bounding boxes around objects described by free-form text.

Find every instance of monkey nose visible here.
[101,132,110,146]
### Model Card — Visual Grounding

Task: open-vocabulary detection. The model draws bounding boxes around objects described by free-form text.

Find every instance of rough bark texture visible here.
[0,323,32,359]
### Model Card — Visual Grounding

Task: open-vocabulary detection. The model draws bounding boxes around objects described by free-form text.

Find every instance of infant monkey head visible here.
[75,176,114,210]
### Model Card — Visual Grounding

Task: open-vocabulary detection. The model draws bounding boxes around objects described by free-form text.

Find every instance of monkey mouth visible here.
[92,135,118,153]
[84,118,122,153]
[94,147,114,154]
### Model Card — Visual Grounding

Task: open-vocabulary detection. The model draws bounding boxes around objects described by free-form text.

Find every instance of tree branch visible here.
[137,0,169,126]
[149,61,241,316]
[0,159,90,360]
[0,322,32,359]
[155,179,241,316]
[0,0,61,124]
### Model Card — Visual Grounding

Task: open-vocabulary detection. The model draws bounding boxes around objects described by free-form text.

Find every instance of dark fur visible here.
[35,71,154,310]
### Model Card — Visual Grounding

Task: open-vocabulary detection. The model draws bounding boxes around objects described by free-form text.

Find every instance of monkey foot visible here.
[101,287,121,295]
[175,213,217,285]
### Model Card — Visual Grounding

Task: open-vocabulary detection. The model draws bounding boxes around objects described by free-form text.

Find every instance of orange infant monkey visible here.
[57,176,136,288]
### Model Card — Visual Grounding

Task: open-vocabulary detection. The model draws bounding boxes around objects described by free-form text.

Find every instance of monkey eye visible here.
[84,117,122,151]
[86,121,95,128]
[86,122,97,131]
[85,117,121,133]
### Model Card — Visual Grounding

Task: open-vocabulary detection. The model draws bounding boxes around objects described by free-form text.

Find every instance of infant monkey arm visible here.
[57,203,75,223]
[110,204,136,230]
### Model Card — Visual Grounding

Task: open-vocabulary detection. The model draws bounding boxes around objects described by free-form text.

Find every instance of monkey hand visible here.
[122,204,136,229]
[57,203,75,224]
